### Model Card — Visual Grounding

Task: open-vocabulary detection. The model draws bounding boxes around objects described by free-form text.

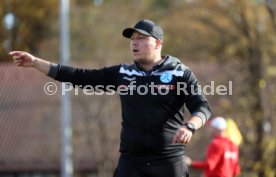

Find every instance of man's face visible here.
[130,31,158,63]
[207,126,217,137]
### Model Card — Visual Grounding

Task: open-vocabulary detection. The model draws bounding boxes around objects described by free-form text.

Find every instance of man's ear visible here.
[155,39,162,49]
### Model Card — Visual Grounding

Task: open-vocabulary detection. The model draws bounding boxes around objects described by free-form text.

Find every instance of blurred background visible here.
[0,0,275,177]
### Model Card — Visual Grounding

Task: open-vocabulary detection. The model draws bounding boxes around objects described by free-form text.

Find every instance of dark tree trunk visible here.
[247,46,266,177]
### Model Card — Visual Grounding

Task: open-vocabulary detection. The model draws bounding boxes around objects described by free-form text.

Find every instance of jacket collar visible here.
[134,55,180,72]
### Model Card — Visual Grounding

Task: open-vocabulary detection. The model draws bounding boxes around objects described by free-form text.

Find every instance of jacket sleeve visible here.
[192,141,224,171]
[47,63,120,89]
[181,69,211,125]
[234,163,240,176]
[233,148,241,176]
[191,161,208,169]
[205,141,224,171]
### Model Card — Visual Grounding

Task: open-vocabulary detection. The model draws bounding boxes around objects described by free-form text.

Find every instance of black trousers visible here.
[113,157,189,177]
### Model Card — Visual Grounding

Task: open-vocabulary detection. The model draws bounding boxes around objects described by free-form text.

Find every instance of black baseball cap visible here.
[122,19,163,41]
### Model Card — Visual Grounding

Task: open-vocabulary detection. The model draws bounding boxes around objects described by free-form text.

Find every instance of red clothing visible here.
[192,135,240,177]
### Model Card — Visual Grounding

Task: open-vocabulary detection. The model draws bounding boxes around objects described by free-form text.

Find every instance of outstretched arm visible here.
[9,51,52,74]
[9,51,120,88]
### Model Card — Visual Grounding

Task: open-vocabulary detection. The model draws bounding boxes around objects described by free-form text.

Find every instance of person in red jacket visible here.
[185,117,240,177]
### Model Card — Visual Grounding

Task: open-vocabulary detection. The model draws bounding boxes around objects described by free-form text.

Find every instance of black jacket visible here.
[48,55,211,165]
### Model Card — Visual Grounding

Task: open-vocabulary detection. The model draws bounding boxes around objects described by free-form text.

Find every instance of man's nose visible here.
[132,39,138,45]
[132,43,139,49]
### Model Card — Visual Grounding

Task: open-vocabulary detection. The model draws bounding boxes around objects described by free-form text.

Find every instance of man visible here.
[10,19,211,177]
[185,117,240,177]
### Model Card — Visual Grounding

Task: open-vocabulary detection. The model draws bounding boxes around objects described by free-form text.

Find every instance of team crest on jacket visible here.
[160,72,172,83]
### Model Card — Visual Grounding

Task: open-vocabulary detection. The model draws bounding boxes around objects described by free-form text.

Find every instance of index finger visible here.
[172,130,181,144]
[9,51,23,56]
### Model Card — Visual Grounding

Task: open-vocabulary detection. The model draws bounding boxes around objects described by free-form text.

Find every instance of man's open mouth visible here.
[133,49,139,53]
